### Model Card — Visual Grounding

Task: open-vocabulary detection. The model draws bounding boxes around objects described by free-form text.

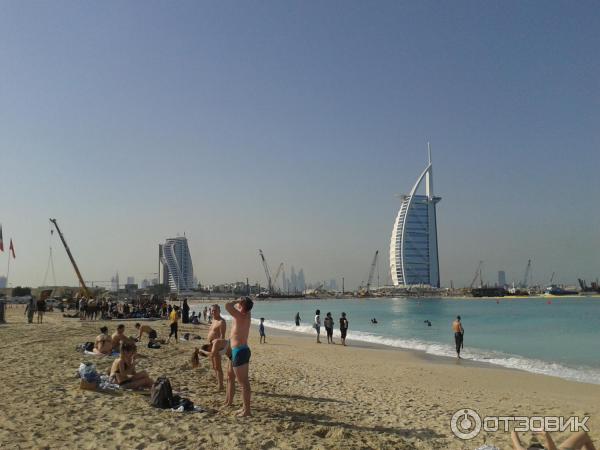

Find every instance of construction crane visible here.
[258,249,273,294]
[49,218,92,299]
[358,250,379,296]
[366,250,379,293]
[470,261,483,289]
[272,263,284,293]
[521,259,532,288]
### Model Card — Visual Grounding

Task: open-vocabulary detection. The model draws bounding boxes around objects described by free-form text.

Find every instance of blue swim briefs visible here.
[231,344,251,367]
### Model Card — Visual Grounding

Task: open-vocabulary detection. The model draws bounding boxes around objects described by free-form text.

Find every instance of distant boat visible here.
[544,285,578,296]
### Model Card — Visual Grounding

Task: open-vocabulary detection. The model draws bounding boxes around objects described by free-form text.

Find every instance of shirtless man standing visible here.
[94,326,113,355]
[225,297,253,417]
[206,304,227,390]
[452,315,464,359]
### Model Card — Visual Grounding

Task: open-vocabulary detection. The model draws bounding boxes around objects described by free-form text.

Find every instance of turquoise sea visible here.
[218,297,600,384]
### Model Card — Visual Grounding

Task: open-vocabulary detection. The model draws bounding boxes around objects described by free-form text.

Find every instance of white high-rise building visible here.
[389,145,441,287]
[160,237,194,292]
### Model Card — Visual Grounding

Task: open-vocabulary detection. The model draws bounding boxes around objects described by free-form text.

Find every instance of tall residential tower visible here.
[389,145,441,287]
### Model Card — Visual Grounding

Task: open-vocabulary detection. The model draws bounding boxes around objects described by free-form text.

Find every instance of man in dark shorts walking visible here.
[452,315,464,359]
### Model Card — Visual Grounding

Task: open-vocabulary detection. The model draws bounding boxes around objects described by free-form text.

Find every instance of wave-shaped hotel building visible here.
[160,237,194,292]
[389,146,441,288]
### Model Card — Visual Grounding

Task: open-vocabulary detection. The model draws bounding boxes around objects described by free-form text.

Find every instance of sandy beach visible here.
[1,306,600,450]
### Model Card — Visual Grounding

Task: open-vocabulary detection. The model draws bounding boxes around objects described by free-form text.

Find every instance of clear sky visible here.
[1,1,599,289]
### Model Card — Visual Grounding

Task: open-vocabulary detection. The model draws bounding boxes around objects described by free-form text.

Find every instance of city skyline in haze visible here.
[1,1,599,290]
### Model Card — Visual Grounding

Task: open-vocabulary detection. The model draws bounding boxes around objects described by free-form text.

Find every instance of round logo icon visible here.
[451,408,482,440]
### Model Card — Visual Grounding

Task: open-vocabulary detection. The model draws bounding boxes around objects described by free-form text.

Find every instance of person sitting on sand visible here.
[109,342,153,389]
[225,297,254,417]
[512,430,596,450]
[112,324,134,351]
[94,326,113,355]
[135,323,158,343]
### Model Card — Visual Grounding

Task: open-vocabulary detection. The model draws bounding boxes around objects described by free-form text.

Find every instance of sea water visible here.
[212,297,600,384]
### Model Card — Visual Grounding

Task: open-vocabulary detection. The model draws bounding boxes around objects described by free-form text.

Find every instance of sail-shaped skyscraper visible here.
[389,145,441,287]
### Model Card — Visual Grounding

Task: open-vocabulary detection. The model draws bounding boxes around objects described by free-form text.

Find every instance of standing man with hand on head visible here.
[452,315,464,359]
[225,296,253,417]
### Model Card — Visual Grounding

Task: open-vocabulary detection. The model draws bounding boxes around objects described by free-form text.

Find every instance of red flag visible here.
[9,239,15,258]
[0,224,3,252]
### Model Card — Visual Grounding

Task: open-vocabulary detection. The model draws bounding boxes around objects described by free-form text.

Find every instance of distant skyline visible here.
[1,1,599,290]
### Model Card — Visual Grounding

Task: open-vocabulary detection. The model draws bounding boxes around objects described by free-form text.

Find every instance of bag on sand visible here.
[150,376,174,409]
[83,342,94,352]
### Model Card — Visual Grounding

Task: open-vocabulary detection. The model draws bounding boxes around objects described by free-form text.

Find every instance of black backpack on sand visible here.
[150,376,174,409]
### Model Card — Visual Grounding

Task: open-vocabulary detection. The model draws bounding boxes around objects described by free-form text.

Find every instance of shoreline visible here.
[191,300,600,386]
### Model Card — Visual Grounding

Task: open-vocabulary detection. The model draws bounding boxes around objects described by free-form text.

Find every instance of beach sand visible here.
[1,306,600,450]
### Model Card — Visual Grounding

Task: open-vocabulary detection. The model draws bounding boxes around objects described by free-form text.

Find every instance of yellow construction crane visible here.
[49,218,92,299]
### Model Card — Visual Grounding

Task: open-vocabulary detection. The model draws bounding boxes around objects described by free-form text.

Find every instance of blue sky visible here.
[1,1,598,289]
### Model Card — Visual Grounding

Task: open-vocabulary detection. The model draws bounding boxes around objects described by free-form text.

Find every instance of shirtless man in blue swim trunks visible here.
[225,296,254,417]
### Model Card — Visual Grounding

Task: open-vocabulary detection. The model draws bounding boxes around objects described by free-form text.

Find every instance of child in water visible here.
[259,318,266,344]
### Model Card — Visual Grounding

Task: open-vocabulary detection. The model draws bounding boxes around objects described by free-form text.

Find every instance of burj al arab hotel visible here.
[389,145,441,288]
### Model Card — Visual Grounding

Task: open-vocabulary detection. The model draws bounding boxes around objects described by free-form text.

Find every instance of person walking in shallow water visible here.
[452,315,464,359]
[295,312,300,327]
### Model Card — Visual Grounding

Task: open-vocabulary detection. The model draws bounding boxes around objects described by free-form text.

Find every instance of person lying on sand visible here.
[94,326,113,355]
[109,342,153,389]
[111,324,134,352]
[512,430,596,450]
[135,323,158,343]
[197,339,231,392]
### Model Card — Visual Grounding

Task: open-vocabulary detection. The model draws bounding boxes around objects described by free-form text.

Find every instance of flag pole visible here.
[6,249,10,288]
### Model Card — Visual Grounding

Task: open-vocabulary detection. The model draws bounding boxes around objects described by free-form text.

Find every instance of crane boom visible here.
[49,218,92,299]
[521,259,531,288]
[258,249,273,293]
[365,250,379,293]
[470,261,483,289]
[272,263,284,292]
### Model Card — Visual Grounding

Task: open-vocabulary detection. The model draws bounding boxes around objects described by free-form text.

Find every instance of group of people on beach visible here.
[86,297,255,416]
[312,310,349,345]
[194,298,254,417]
[24,296,46,324]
